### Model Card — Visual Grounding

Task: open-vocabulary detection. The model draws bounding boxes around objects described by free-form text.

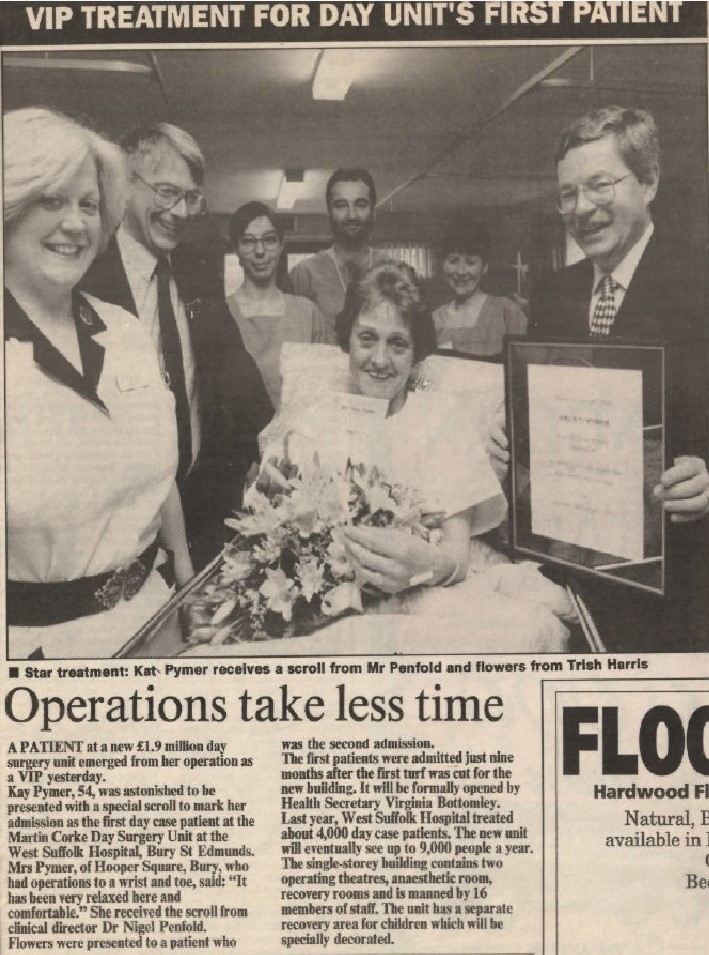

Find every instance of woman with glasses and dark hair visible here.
[4,108,194,658]
[227,201,331,407]
[433,219,526,357]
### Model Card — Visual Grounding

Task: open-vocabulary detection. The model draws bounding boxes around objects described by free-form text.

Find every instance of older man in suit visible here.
[495,106,708,649]
[84,123,273,569]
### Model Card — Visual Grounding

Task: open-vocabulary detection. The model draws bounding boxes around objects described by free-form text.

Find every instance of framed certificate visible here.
[505,339,667,596]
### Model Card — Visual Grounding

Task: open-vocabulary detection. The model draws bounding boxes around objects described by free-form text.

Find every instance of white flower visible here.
[259,568,298,622]
[322,582,363,617]
[252,538,283,566]
[296,558,326,602]
[221,551,253,582]
[226,490,282,537]
[326,529,352,579]
[282,487,322,538]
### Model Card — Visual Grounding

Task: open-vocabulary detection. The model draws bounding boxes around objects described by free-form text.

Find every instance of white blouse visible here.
[7,294,177,584]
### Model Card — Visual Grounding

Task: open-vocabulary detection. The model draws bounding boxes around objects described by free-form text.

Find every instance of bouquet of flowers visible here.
[185,446,440,645]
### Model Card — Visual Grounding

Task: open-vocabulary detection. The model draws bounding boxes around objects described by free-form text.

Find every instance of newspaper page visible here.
[1,3,708,954]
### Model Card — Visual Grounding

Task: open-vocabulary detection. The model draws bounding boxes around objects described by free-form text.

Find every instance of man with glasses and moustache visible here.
[494,106,708,649]
[290,168,383,337]
[84,123,272,569]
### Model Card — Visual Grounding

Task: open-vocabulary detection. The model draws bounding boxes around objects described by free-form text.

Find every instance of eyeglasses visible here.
[556,173,633,214]
[134,173,206,215]
[237,233,281,254]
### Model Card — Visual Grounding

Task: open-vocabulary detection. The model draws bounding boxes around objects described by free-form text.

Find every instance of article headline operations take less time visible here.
[4,684,505,732]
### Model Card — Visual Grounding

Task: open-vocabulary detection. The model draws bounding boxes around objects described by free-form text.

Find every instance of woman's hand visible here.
[343,526,435,596]
[654,456,709,523]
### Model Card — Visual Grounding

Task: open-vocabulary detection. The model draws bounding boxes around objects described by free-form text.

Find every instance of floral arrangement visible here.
[185,447,440,644]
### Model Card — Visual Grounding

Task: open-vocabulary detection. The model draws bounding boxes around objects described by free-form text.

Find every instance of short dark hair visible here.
[555,106,659,184]
[439,219,491,262]
[228,201,284,248]
[335,260,436,363]
[326,168,377,211]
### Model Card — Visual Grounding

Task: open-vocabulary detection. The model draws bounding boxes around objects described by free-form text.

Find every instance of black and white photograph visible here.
[2,7,709,955]
[3,19,708,659]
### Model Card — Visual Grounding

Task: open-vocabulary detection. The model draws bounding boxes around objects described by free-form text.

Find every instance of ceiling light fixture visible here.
[276,169,305,209]
[312,50,353,101]
[3,55,152,74]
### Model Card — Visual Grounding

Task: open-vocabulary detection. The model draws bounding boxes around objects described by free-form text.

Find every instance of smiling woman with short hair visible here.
[262,260,506,595]
[249,259,572,650]
[433,219,527,356]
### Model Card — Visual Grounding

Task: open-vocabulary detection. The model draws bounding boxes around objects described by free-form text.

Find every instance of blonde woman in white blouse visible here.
[5,108,193,658]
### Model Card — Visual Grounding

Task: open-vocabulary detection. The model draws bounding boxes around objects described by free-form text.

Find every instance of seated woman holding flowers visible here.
[323,261,503,595]
[245,261,571,652]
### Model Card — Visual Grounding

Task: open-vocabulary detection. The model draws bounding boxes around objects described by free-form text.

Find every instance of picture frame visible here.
[505,338,667,597]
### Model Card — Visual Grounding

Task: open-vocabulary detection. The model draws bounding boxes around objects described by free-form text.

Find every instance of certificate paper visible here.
[528,364,645,561]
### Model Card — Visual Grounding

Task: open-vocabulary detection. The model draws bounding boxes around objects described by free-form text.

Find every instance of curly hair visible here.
[335,260,436,362]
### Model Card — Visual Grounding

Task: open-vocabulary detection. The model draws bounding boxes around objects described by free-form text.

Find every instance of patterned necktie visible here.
[590,274,619,337]
[155,256,191,482]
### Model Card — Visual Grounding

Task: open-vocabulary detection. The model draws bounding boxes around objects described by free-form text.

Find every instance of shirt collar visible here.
[117,224,166,281]
[593,221,654,293]
[4,288,108,412]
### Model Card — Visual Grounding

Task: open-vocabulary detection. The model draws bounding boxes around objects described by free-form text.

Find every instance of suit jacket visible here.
[531,232,705,339]
[83,235,274,568]
[528,232,709,650]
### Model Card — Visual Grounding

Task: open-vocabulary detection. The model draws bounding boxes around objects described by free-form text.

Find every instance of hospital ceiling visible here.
[2,44,705,215]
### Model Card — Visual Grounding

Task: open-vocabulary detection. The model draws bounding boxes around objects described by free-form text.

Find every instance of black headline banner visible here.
[1,2,706,47]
